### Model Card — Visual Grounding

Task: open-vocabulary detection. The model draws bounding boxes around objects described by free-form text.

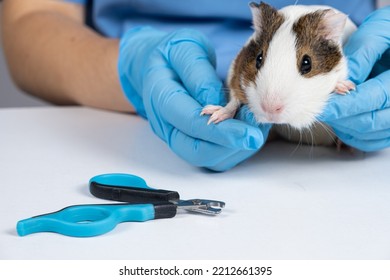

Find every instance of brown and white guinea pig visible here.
[201,1,357,146]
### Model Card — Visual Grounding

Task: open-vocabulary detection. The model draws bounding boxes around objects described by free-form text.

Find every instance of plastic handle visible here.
[89,173,150,189]
[89,173,180,204]
[16,203,156,237]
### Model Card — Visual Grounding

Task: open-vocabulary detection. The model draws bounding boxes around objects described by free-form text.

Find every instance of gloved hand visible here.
[320,7,390,151]
[118,27,270,171]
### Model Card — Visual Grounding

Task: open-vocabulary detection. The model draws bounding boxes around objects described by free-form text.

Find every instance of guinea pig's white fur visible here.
[201,3,357,145]
[243,5,353,129]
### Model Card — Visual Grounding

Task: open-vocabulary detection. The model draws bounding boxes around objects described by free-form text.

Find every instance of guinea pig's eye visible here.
[256,51,263,69]
[300,55,312,75]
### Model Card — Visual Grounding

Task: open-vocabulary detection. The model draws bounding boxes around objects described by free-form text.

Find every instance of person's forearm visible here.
[2,1,134,112]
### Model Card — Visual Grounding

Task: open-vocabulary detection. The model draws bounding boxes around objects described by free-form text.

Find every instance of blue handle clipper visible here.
[16,173,225,237]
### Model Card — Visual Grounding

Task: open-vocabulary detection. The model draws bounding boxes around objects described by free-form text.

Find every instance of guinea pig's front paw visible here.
[200,105,234,125]
[200,105,223,116]
[334,80,356,95]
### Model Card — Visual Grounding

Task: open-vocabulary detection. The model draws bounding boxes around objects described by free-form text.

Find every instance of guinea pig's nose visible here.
[261,102,284,115]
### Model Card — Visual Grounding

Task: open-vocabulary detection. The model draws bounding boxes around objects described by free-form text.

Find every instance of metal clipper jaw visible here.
[177,199,226,215]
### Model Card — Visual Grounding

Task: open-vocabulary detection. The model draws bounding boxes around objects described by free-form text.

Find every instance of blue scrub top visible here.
[64,0,375,79]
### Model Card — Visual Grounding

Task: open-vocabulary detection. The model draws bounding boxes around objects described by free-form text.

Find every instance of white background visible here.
[1,107,389,260]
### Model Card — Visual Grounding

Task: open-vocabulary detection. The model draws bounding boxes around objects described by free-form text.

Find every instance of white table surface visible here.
[1,106,389,260]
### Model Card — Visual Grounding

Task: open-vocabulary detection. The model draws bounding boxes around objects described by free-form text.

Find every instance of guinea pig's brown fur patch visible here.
[229,2,285,103]
[293,10,342,78]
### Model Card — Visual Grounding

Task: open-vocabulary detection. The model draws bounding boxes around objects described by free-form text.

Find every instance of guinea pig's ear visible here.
[249,2,263,33]
[319,9,347,43]
[249,2,277,34]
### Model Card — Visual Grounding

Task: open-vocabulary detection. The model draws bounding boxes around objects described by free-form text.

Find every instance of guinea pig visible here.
[201,1,357,146]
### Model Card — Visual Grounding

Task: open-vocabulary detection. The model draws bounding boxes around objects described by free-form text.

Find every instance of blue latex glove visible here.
[320,7,390,152]
[118,27,270,171]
